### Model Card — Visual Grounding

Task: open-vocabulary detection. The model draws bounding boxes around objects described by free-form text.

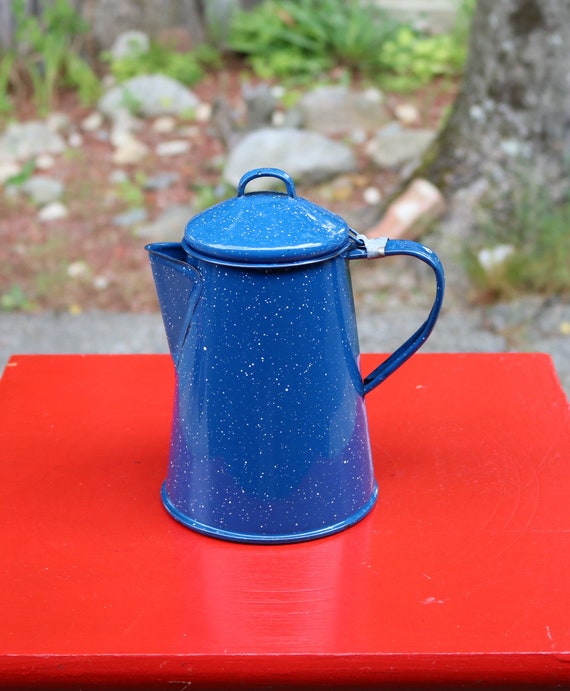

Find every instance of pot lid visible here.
[183,168,350,266]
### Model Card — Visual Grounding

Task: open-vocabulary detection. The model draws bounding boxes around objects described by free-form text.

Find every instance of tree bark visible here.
[76,0,207,50]
[420,0,570,216]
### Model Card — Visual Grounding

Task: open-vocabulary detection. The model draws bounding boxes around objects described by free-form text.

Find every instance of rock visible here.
[110,109,142,146]
[135,204,194,242]
[224,128,357,189]
[143,171,180,191]
[194,102,212,123]
[112,207,148,227]
[19,175,64,205]
[363,186,382,205]
[243,82,276,129]
[294,85,389,134]
[109,30,150,60]
[112,135,149,165]
[81,112,104,132]
[155,140,190,157]
[35,155,55,170]
[68,132,83,148]
[152,116,177,134]
[0,162,20,184]
[394,103,420,125]
[367,123,436,168]
[0,121,66,162]
[367,178,446,240]
[37,202,68,222]
[98,75,200,119]
[45,112,70,133]
[67,261,90,279]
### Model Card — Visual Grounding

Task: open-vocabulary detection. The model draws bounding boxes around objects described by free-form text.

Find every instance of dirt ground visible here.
[0,64,457,314]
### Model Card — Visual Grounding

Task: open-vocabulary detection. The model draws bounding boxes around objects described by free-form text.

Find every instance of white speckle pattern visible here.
[155,251,377,544]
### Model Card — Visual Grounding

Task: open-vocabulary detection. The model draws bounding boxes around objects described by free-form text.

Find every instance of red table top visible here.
[1,353,569,689]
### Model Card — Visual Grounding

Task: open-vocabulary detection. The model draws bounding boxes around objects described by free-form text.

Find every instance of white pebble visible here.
[363,186,382,205]
[67,261,89,278]
[194,102,212,123]
[35,154,55,170]
[81,112,104,131]
[152,116,177,133]
[38,202,68,222]
[155,140,190,157]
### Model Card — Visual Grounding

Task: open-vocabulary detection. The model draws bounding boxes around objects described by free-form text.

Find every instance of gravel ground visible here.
[2,298,569,399]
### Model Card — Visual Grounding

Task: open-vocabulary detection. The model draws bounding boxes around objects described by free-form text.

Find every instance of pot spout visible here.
[146,242,203,367]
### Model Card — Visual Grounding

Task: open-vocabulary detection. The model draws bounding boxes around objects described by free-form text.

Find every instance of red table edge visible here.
[2,651,570,688]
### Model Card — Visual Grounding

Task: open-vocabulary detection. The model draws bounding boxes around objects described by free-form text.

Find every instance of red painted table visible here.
[1,353,569,689]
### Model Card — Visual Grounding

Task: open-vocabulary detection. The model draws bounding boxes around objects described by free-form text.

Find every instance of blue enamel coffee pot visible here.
[146,168,444,544]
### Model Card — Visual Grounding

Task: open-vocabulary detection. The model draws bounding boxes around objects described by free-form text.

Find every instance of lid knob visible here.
[237,168,296,198]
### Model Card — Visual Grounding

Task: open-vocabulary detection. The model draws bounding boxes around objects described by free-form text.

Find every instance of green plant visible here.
[228,0,469,86]
[191,182,232,212]
[4,159,35,187]
[7,0,101,114]
[378,25,467,91]
[115,174,146,208]
[103,41,221,87]
[466,183,570,300]
[1,285,36,311]
[0,52,15,115]
[228,0,400,82]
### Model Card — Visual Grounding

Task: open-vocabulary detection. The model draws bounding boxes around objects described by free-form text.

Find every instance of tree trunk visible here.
[420,0,570,217]
[76,0,207,51]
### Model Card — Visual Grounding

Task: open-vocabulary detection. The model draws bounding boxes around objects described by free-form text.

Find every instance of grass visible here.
[466,184,570,301]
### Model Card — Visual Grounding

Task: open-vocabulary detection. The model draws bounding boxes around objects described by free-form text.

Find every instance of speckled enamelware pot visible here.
[146,168,445,544]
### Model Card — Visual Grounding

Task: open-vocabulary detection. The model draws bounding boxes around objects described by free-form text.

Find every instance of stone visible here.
[37,202,68,222]
[0,121,66,162]
[143,171,180,191]
[367,123,436,168]
[112,207,148,227]
[19,175,64,205]
[110,109,142,146]
[394,103,421,125]
[363,186,382,205]
[45,112,70,133]
[367,178,446,240]
[109,30,150,60]
[243,82,276,129]
[81,112,104,132]
[0,162,20,184]
[67,261,90,279]
[135,204,194,242]
[224,128,357,189]
[112,135,149,165]
[194,102,212,123]
[68,132,83,148]
[35,155,55,170]
[98,75,201,119]
[294,85,389,134]
[155,140,190,157]
[152,116,177,134]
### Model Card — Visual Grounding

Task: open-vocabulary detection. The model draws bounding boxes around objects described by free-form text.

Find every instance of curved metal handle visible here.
[349,236,445,395]
[237,168,296,197]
